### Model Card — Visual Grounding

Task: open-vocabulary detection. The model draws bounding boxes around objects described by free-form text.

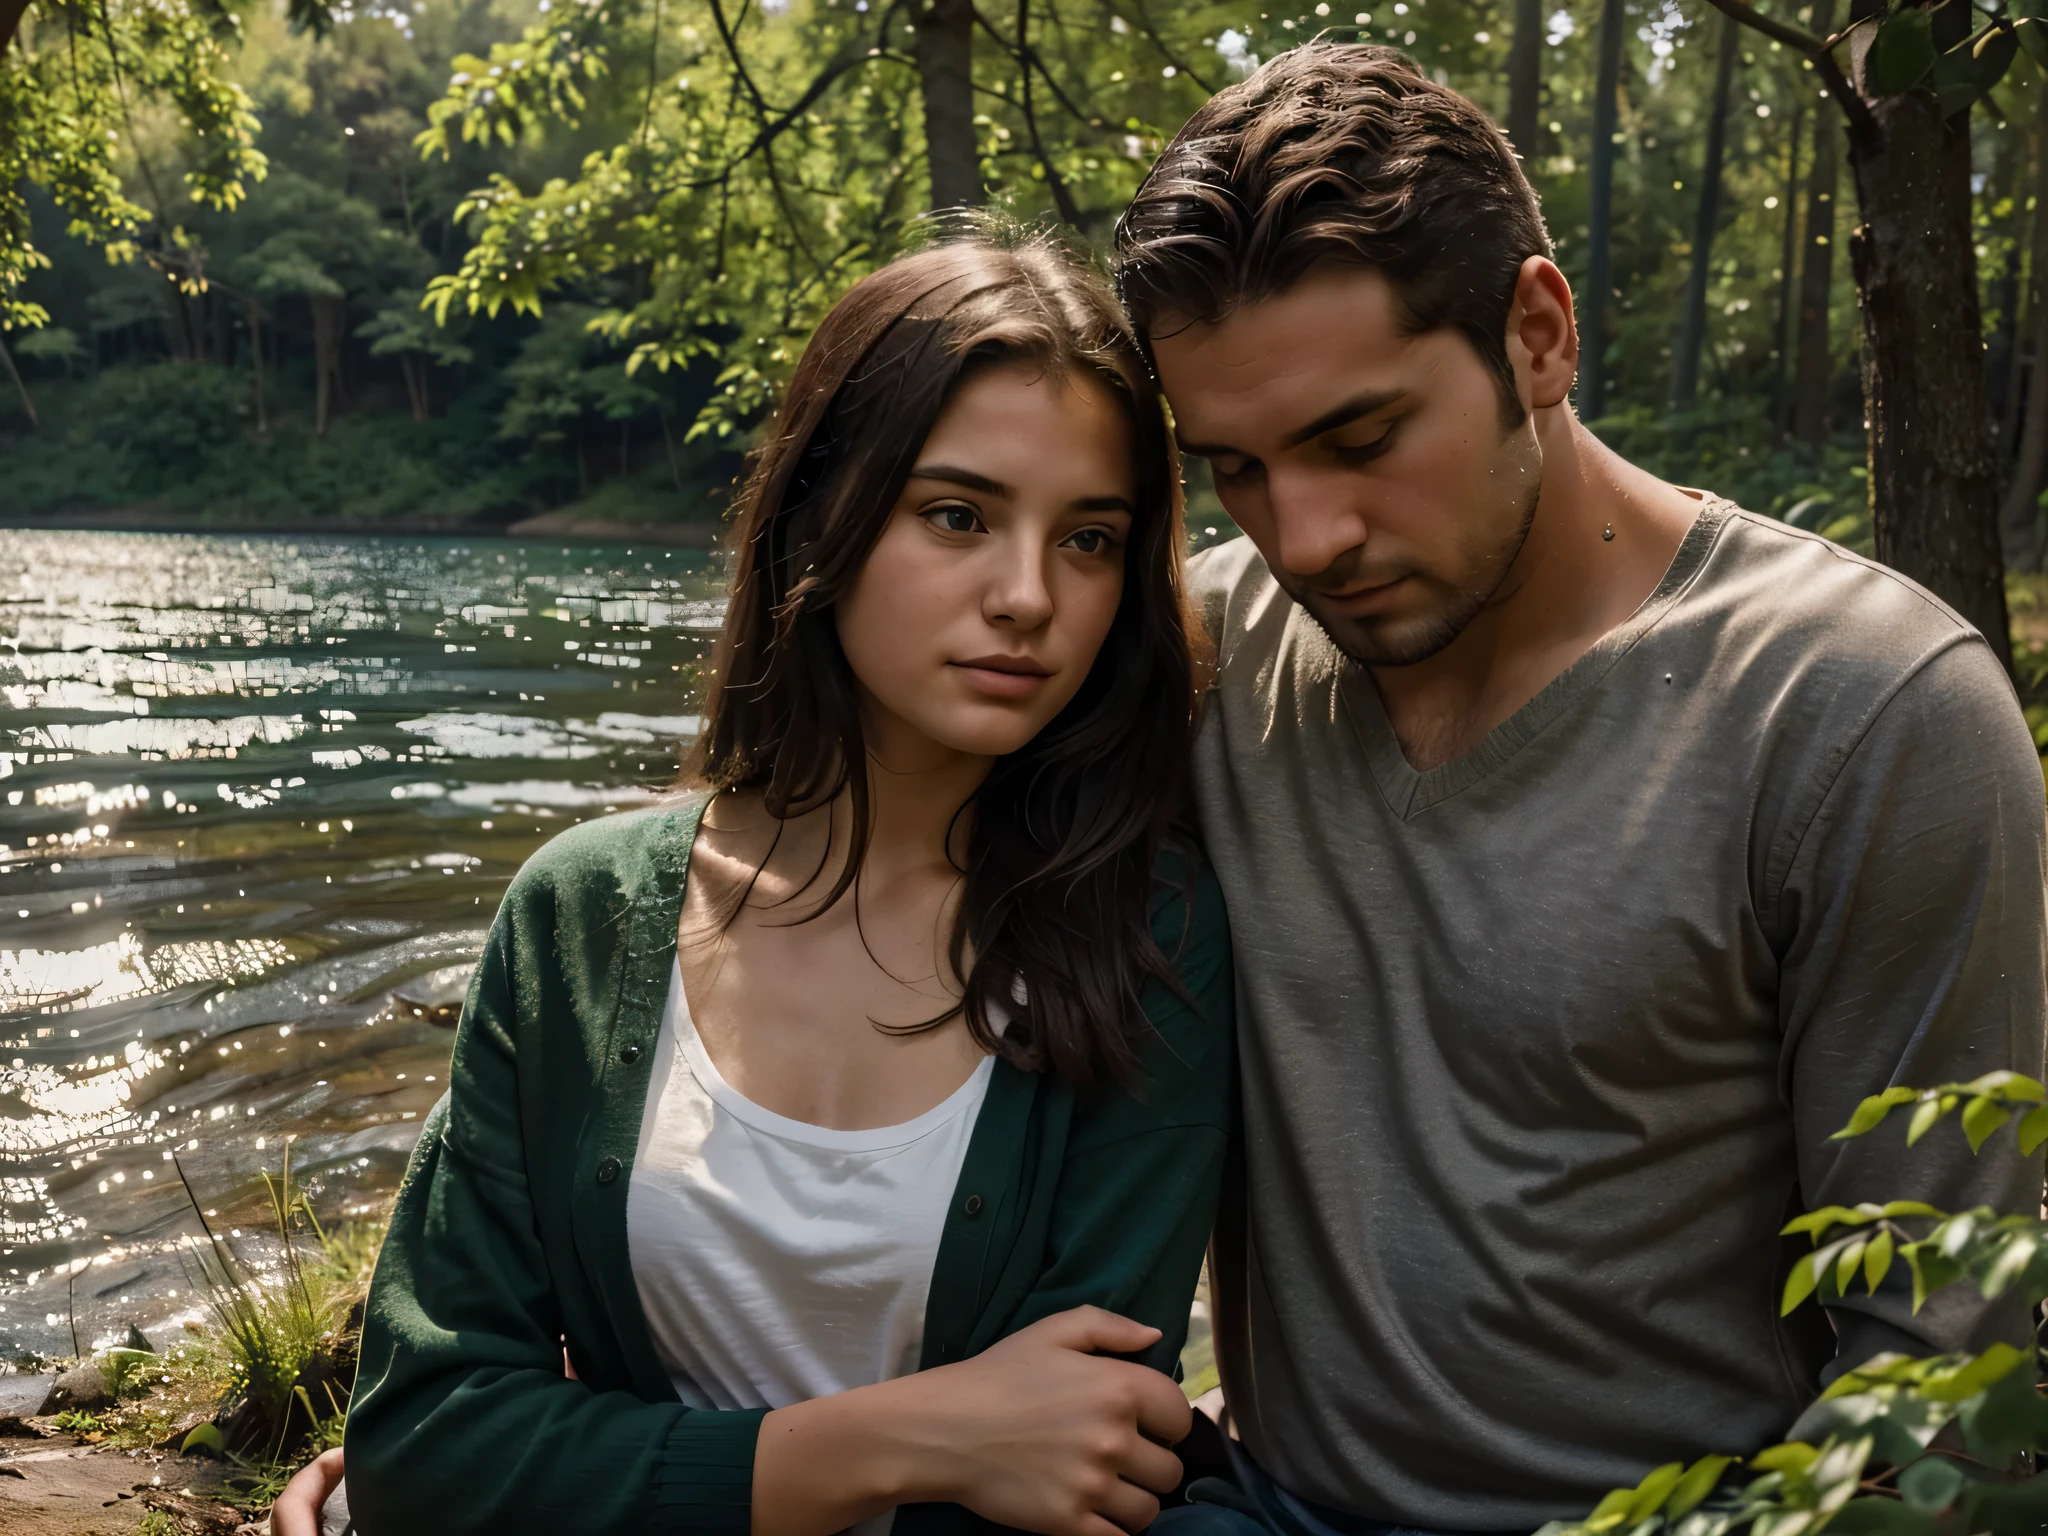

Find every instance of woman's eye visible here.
[923,503,985,534]
[1211,454,1253,481]
[1062,528,1117,555]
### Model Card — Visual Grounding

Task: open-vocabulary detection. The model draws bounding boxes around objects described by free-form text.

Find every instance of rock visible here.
[38,1360,112,1416]
[0,1376,53,1420]
[123,1325,155,1354]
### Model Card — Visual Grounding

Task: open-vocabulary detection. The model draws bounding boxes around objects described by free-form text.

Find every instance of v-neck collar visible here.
[1336,496,1731,820]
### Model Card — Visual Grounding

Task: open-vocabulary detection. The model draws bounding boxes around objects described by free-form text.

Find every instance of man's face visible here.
[1151,263,1542,668]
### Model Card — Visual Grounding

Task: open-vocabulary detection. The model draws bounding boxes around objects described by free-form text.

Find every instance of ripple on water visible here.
[0,530,722,1360]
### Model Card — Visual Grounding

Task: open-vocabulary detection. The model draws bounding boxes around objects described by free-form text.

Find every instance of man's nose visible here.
[1266,467,1371,583]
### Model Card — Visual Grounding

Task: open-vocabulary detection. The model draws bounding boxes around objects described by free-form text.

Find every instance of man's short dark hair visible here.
[1113,41,1554,422]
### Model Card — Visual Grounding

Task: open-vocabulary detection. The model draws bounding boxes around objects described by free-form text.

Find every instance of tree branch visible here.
[972,3,1107,131]
[1107,0,1215,93]
[1695,0,1879,144]
[1017,0,1083,226]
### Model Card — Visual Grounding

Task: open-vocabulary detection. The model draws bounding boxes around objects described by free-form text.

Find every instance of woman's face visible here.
[836,360,1138,767]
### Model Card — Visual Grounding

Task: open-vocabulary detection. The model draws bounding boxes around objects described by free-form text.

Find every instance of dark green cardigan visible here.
[345,798,1234,1536]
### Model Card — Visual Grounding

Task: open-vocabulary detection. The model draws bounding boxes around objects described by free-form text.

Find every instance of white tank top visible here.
[626,955,995,1421]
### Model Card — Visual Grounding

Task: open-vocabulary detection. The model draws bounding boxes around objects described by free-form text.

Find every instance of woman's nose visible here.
[984,540,1055,629]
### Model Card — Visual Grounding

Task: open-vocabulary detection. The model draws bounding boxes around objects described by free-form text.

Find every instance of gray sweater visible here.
[1189,499,2048,1529]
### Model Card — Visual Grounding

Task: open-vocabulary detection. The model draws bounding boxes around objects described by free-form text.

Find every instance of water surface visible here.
[0,530,721,1362]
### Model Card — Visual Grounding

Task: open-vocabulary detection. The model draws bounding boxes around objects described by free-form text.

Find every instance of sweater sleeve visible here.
[1775,638,2048,1373]
[344,889,767,1536]
[994,857,1237,1375]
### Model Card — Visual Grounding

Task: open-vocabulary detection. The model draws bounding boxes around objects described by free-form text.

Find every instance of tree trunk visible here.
[311,295,347,436]
[2002,113,2048,565]
[1671,11,1738,408]
[1505,0,1544,159]
[2002,89,2042,461]
[401,357,428,423]
[914,0,981,211]
[246,298,268,436]
[1792,5,1840,448]
[1771,97,1805,430]
[1576,0,1626,420]
[0,333,37,430]
[1847,80,2009,666]
[1,0,32,54]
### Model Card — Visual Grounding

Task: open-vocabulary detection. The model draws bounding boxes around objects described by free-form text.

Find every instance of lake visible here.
[0,529,725,1364]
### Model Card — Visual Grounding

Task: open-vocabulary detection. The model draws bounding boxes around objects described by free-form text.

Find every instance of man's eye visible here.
[1333,424,1395,462]
[923,503,985,534]
[1062,527,1118,555]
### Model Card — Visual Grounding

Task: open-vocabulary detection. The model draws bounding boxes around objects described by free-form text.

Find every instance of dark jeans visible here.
[1156,1428,1524,1536]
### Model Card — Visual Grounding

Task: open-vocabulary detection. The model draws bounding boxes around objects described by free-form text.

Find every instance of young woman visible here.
[326,234,1234,1536]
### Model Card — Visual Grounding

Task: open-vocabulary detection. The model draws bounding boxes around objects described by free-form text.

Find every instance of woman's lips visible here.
[951,655,1052,699]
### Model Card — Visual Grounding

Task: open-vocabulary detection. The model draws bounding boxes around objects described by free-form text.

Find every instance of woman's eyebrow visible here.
[1072,496,1136,513]
[909,464,1010,496]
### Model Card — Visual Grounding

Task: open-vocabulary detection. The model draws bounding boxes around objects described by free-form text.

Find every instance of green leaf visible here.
[1583,1486,1638,1534]
[1957,1363,2048,1460]
[1919,1342,2027,1403]
[1978,1231,2038,1298]
[1896,1456,1966,1511]
[1624,1462,1687,1524]
[1666,1456,1736,1521]
[1962,1071,2047,1102]
[1783,1248,1824,1316]
[1932,25,2019,117]
[1835,1087,1916,1140]
[1784,1205,1865,1237]
[1875,1201,1944,1221]
[1905,1098,1944,1147]
[2014,14,2048,73]
[1751,1442,1821,1475]
[1961,1096,2013,1153]
[1866,5,1938,96]
[180,1422,225,1455]
[1863,1229,1894,1293]
[1834,1239,1868,1296]
[2016,1105,2048,1155]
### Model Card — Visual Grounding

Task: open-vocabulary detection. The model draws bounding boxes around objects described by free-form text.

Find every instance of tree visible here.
[1577,0,1627,420]
[1672,13,1741,407]
[412,0,1240,443]
[1505,0,1545,157]
[0,0,320,333]
[1699,0,2026,669]
[1790,0,1840,448]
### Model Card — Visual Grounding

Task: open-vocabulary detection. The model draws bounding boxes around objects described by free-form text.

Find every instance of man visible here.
[1115,40,2048,1536]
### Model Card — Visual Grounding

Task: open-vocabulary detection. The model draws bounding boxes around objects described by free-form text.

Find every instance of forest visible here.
[0,0,2028,604]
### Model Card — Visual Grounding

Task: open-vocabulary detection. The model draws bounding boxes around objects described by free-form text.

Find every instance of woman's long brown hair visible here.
[691,230,1201,1093]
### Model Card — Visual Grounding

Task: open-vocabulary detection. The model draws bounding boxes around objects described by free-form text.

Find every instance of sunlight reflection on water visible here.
[0,530,722,1361]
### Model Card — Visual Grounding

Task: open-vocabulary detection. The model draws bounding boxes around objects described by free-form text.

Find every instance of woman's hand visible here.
[269,1447,346,1536]
[754,1306,1192,1536]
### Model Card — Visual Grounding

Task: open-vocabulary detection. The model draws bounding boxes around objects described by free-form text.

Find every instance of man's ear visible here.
[1503,256,1578,413]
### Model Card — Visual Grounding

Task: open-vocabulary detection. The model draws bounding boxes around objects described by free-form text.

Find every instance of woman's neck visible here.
[853,702,993,883]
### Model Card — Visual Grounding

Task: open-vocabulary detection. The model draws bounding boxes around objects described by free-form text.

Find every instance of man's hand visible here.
[754,1306,1192,1536]
[269,1447,345,1536]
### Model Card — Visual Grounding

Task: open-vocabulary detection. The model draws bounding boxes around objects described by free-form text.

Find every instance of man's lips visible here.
[1314,575,1410,614]
[950,654,1053,699]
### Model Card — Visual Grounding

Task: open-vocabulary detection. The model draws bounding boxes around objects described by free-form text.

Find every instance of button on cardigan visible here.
[343,797,1235,1536]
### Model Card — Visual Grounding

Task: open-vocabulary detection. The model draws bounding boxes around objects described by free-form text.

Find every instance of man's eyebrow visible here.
[909,464,1011,496]
[1174,388,1410,460]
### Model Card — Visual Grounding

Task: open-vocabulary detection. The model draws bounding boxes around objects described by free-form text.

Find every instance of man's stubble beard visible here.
[1290,472,1542,670]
